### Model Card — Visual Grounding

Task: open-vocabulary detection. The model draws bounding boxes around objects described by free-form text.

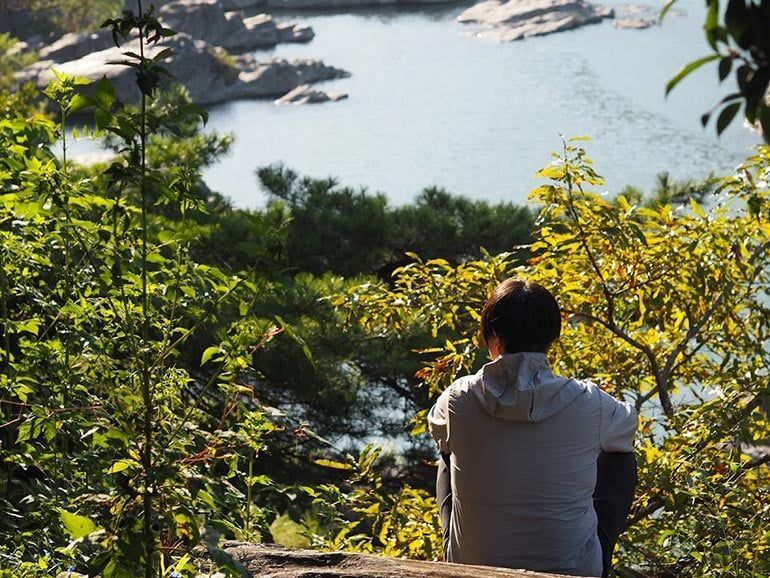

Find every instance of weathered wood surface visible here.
[210,542,574,578]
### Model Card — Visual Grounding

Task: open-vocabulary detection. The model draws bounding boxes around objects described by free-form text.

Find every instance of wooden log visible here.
[207,542,576,578]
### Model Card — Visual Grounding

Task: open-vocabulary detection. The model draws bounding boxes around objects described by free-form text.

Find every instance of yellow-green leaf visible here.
[60,509,97,539]
[690,197,707,219]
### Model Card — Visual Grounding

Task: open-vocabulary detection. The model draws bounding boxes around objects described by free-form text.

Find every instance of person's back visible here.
[428,279,637,577]
[431,353,636,576]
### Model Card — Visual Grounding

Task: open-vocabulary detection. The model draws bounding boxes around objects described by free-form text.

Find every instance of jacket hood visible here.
[471,352,586,422]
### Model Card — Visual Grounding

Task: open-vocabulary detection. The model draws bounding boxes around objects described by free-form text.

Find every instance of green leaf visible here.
[157,230,175,243]
[276,316,316,369]
[759,105,770,143]
[666,54,720,95]
[201,346,222,365]
[152,47,175,63]
[68,93,94,114]
[107,459,135,474]
[95,107,111,130]
[314,458,354,470]
[16,318,40,336]
[60,509,97,539]
[102,559,134,578]
[704,0,721,49]
[93,76,117,108]
[716,101,742,135]
[690,197,707,219]
[659,0,678,21]
[725,0,751,49]
[718,56,733,82]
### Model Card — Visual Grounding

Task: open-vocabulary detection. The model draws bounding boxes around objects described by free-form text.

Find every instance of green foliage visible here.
[618,172,715,208]
[337,138,770,576]
[0,34,46,119]
[0,6,282,577]
[300,445,443,560]
[0,33,36,90]
[258,165,534,278]
[665,0,770,141]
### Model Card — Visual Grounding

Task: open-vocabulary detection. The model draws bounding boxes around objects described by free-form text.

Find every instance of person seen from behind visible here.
[428,278,637,577]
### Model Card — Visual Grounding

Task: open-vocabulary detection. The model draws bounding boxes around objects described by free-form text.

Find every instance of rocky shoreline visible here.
[10,0,669,107]
[18,33,348,106]
[15,0,350,106]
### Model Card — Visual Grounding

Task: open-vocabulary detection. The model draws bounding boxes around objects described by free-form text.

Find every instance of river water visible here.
[195,0,760,208]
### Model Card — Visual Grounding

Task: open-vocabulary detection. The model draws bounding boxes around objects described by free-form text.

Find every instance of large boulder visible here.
[277,21,315,43]
[457,0,614,41]
[17,33,348,106]
[159,0,313,52]
[38,30,114,63]
[194,542,574,577]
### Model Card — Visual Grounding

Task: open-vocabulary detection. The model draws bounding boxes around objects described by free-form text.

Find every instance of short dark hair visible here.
[480,278,561,354]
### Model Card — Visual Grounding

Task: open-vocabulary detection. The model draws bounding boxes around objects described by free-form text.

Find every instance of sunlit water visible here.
[66,0,761,208]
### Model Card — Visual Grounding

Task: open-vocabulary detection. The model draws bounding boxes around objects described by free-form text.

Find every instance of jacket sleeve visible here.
[599,389,638,452]
[428,387,452,454]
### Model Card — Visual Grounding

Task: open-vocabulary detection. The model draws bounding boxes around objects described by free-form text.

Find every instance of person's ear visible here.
[488,335,503,359]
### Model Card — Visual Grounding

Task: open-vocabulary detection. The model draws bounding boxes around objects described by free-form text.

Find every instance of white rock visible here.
[274,83,348,104]
[39,30,113,63]
[277,22,315,43]
[613,17,655,28]
[160,0,313,51]
[457,0,614,41]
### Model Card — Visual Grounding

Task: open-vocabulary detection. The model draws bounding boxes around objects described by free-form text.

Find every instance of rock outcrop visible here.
[275,83,348,104]
[21,0,314,66]
[159,0,314,52]
[221,0,463,9]
[17,33,349,106]
[457,0,614,42]
[194,542,574,577]
[613,18,654,28]
[38,30,114,63]
[611,3,661,29]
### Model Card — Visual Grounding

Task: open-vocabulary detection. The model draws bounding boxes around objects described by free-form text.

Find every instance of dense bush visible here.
[332,138,770,575]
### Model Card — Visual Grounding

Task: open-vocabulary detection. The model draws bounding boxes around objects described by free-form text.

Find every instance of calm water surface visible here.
[74,0,763,207]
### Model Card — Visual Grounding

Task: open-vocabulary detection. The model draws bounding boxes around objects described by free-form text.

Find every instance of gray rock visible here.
[613,17,655,28]
[7,39,30,57]
[265,0,396,7]
[39,30,114,63]
[238,58,349,99]
[194,542,573,577]
[17,33,349,106]
[240,13,282,48]
[615,2,652,15]
[159,0,314,52]
[457,0,613,41]
[277,22,315,43]
[274,83,348,104]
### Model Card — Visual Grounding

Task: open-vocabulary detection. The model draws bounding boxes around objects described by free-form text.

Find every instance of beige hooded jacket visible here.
[428,352,637,577]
